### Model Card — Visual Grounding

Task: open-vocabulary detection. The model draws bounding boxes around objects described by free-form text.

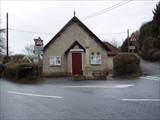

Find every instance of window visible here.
[90,52,101,65]
[90,53,95,65]
[49,56,61,66]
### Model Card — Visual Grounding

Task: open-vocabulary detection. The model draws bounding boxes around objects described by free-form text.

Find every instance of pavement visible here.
[0,60,160,120]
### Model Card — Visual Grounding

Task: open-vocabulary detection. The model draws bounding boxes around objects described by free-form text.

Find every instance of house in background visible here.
[43,16,118,78]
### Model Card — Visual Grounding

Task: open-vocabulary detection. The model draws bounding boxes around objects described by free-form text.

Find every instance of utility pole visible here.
[6,13,9,57]
[127,29,129,53]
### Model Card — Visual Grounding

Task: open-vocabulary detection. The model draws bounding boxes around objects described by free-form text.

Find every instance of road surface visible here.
[0,61,160,120]
[140,59,160,75]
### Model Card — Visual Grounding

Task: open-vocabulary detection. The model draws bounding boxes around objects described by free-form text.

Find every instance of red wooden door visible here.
[72,53,82,75]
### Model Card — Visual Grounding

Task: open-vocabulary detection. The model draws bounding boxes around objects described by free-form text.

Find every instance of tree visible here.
[153,1,160,25]
[110,38,118,48]
[0,29,5,55]
[22,44,36,63]
[23,44,35,57]
[139,21,155,49]
[153,1,160,37]
[141,37,160,61]
[121,37,129,52]
[121,1,160,61]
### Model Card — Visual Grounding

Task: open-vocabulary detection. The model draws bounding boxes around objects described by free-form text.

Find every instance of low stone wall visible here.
[43,70,109,80]
[42,72,72,77]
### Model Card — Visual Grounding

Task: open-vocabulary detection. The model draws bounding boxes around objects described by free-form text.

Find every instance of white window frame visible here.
[90,53,102,65]
[49,56,61,66]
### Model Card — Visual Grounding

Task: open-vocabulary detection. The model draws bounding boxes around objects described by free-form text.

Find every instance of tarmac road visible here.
[0,60,160,120]
[140,59,160,75]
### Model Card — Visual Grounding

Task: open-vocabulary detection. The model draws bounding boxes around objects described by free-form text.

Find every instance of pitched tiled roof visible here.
[103,42,120,56]
[44,16,111,52]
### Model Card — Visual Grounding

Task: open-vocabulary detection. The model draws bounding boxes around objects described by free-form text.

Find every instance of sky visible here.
[0,0,159,55]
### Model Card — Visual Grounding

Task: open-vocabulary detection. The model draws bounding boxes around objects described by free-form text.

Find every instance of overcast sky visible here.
[0,0,159,54]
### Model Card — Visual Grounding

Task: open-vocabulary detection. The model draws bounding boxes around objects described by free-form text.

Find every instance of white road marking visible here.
[7,91,63,99]
[140,76,160,81]
[115,85,134,88]
[121,98,160,102]
[62,84,134,88]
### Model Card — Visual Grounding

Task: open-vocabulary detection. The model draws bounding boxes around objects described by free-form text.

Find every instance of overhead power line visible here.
[0,18,5,24]
[82,0,133,20]
[0,17,5,21]
[0,20,5,24]
[9,28,54,35]
[8,27,136,36]
[97,28,136,35]
[97,31,126,35]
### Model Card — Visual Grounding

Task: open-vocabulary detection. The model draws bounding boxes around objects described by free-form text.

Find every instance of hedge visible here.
[113,53,141,76]
[0,64,5,78]
[3,63,42,83]
[3,56,11,64]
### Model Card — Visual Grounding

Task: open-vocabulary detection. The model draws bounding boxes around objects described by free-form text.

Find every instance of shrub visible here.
[4,63,41,83]
[113,53,141,76]
[0,64,6,78]
[141,37,160,61]
[3,56,11,64]
[16,63,33,79]
[4,63,17,79]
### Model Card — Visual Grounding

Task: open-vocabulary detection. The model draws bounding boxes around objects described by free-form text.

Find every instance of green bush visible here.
[3,56,11,64]
[141,37,160,61]
[16,64,33,79]
[4,63,41,83]
[113,53,141,76]
[0,64,6,78]
[4,64,16,79]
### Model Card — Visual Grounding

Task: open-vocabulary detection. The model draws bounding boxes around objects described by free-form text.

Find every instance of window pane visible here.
[49,56,54,65]
[49,56,61,66]
[90,53,101,65]
[56,56,61,65]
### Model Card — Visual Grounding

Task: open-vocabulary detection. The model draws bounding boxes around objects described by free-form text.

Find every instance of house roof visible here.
[44,16,111,52]
[103,42,120,56]
[103,42,119,52]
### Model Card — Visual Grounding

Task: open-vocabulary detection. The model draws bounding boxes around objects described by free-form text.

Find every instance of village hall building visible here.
[43,16,118,78]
